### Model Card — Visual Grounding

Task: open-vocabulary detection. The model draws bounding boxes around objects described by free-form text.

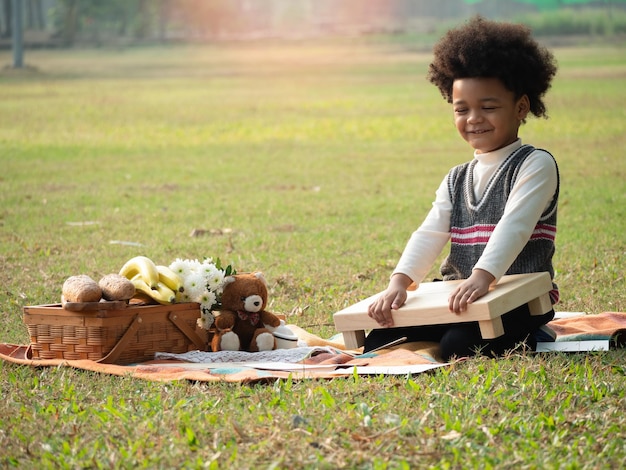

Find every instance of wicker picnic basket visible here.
[23,301,208,365]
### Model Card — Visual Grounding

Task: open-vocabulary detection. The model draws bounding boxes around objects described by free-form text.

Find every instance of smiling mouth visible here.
[469,129,490,134]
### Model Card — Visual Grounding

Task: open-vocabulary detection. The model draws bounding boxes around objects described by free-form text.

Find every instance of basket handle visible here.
[168,311,207,350]
[97,314,143,364]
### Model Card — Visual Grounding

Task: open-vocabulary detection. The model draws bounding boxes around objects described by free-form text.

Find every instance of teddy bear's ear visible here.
[223,275,236,286]
[254,272,267,286]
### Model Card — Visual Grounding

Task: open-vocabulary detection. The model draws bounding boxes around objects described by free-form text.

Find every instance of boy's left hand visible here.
[448,269,495,314]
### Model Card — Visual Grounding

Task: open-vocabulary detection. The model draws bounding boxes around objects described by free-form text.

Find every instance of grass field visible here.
[1,38,625,468]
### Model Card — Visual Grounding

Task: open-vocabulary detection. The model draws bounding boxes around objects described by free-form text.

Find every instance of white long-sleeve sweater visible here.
[393,139,558,284]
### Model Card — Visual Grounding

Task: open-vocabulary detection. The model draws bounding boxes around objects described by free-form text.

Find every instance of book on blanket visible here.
[536,340,609,352]
[537,312,610,352]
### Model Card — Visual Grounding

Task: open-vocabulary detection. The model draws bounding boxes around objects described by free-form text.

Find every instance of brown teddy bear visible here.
[210,272,282,352]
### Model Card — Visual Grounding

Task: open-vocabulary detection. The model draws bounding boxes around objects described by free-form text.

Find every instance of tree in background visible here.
[1,0,11,38]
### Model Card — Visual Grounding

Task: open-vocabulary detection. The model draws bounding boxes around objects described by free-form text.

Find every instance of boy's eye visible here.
[454,108,467,114]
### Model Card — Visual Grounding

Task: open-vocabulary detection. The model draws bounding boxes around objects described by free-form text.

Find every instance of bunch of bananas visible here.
[119,256,184,305]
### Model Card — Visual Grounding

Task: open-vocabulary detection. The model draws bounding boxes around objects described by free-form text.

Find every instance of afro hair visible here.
[427,16,558,119]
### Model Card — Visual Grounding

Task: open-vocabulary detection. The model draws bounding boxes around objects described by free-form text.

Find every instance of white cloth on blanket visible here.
[154,347,337,364]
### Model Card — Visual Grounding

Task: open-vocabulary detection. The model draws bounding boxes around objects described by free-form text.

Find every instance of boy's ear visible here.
[517,94,530,120]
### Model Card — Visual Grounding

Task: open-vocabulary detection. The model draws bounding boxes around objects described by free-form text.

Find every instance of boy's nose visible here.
[467,111,482,124]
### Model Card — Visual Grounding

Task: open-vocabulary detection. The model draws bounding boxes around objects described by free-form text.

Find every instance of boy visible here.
[366,16,559,360]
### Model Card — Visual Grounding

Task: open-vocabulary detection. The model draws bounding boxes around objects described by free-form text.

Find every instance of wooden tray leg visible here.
[478,317,504,339]
[342,330,365,349]
[528,293,553,316]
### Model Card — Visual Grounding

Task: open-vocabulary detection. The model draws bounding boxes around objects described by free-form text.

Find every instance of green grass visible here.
[1,40,625,468]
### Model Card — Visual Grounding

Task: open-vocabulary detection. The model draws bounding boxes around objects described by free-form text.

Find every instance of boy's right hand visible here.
[367,274,413,328]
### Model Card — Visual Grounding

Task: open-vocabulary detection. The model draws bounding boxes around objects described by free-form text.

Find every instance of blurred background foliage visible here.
[1,0,625,49]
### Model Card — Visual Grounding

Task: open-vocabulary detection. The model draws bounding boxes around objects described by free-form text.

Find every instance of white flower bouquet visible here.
[168,257,235,330]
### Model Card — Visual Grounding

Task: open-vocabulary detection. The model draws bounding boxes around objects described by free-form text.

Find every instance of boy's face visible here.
[451,77,529,154]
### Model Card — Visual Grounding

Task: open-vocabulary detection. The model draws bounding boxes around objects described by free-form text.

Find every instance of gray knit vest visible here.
[440,145,560,303]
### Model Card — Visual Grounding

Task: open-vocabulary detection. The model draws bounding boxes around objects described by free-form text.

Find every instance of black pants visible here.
[363,304,554,361]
